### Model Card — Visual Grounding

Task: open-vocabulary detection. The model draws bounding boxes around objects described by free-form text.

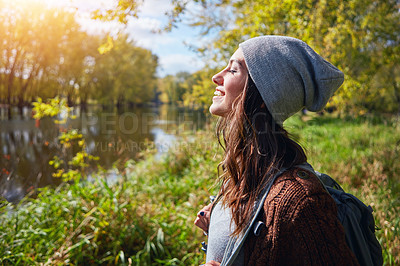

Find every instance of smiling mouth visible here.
[214,90,224,96]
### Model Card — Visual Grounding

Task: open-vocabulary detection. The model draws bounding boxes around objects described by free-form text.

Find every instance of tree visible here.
[91,0,141,24]
[0,0,94,114]
[182,68,216,109]
[0,1,159,112]
[165,0,400,114]
[56,31,101,107]
[159,71,193,104]
[93,34,158,108]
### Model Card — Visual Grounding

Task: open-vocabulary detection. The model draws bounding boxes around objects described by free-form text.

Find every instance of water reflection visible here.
[0,105,209,202]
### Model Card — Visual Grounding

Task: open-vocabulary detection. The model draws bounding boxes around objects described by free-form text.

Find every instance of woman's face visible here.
[209,48,248,117]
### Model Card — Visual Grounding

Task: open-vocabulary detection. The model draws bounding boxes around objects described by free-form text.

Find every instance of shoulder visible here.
[269,166,330,202]
[244,167,359,265]
[272,166,327,197]
[264,166,337,223]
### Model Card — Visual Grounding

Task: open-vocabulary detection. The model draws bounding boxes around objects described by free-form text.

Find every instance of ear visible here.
[261,102,266,108]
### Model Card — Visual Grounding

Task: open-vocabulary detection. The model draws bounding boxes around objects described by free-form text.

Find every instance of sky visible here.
[39,0,206,77]
[124,0,207,76]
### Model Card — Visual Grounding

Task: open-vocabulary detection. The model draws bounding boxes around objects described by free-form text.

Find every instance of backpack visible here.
[311,170,383,266]
[218,164,383,266]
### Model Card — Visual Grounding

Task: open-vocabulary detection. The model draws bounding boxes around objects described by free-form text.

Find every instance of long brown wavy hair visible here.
[216,75,307,236]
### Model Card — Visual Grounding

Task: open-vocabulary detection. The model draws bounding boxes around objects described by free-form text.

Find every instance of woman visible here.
[194,36,359,266]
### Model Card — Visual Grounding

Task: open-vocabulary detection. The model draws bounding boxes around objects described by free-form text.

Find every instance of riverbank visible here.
[0,103,210,203]
[1,114,399,264]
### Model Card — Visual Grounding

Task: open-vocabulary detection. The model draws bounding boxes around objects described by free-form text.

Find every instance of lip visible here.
[212,95,224,101]
[214,87,225,96]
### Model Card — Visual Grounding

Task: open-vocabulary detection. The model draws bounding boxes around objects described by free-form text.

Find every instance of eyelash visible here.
[228,69,237,74]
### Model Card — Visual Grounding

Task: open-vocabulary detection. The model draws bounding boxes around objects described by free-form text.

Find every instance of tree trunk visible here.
[393,83,400,115]
[17,95,24,117]
[390,68,400,115]
[67,92,74,107]
[128,101,135,108]
[6,49,22,111]
[19,64,39,110]
[116,95,124,110]
[80,95,88,113]
[7,105,11,120]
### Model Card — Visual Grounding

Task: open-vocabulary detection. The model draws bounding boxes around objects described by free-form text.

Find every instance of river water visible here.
[0,104,210,203]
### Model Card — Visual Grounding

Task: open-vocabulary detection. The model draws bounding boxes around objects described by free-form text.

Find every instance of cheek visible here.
[228,80,245,99]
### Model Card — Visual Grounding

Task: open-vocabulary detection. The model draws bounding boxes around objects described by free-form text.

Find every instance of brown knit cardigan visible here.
[242,167,359,265]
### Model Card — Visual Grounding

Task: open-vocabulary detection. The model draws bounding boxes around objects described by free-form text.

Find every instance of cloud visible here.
[70,0,116,12]
[138,0,173,17]
[59,0,206,76]
[158,54,205,76]
[77,16,124,35]
[125,17,176,49]
[124,14,206,77]
[42,0,116,12]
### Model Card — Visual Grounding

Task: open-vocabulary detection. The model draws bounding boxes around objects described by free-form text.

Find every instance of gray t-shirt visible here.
[206,200,244,265]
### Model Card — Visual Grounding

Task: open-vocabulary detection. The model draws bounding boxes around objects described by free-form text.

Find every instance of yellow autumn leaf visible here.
[98,36,114,55]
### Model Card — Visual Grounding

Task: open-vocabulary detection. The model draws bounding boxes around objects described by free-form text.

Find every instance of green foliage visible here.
[32,97,73,123]
[159,68,217,109]
[91,0,140,24]
[32,97,99,182]
[0,1,97,106]
[0,3,158,108]
[0,179,151,264]
[0,130,221,265]
[285,113,400,264]
[49,155,63,170]
[168,0,400,114]
[0,114,399,264]
[183,68,217,109]
[159,72,193,104]
[93,34,158,106]
[56,29,101,107]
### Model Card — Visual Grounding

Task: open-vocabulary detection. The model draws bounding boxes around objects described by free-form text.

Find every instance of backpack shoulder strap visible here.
[221,167,289,266]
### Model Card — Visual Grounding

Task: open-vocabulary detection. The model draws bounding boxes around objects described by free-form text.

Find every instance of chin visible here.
[209,104,220,116]
[209,107,218,116]
[209,104,227,117]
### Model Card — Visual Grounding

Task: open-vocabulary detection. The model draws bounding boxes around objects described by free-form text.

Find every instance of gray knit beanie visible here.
[239,36,344,124]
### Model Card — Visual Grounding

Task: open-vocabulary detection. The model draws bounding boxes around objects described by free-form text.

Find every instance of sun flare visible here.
[9,0,72,8]
[5,0,115,11]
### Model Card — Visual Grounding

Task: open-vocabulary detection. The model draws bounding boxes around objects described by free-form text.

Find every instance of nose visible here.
[212,71,223,86]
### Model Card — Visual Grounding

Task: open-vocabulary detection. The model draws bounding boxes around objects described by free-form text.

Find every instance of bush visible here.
[0,114,399,265]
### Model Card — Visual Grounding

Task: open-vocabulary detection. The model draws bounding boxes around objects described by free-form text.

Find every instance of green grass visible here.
[286,114,400,264]
[0,130,222,265]
[0,114,399,265]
